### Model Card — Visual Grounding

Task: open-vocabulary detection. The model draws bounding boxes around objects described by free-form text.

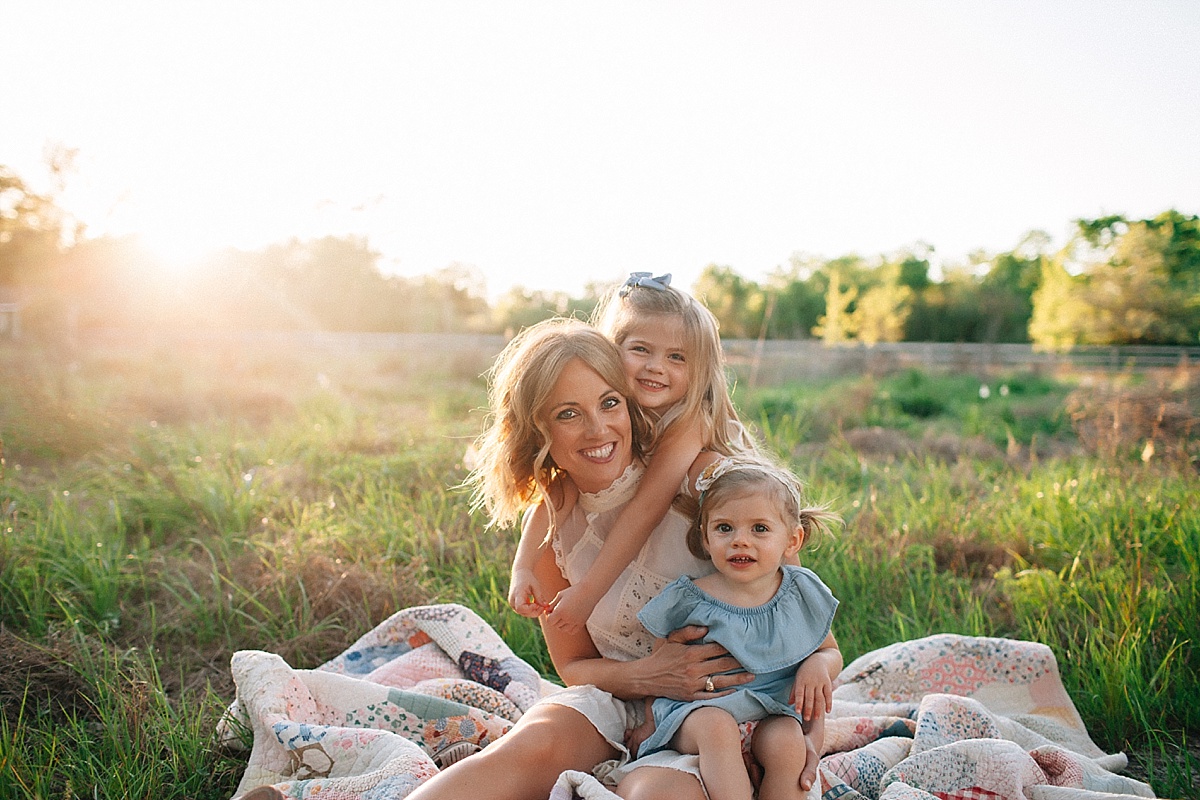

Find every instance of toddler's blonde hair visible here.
[686,454,840,561]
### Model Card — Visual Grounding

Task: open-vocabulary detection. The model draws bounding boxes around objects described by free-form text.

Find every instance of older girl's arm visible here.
[545,425,705,633]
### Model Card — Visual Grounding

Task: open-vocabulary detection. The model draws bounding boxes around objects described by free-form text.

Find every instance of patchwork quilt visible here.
[220,604,1155,800]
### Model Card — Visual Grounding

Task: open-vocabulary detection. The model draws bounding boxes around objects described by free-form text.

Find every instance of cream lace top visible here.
[552,462,714,662]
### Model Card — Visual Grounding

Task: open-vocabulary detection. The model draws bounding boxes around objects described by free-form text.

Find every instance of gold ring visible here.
[704,676,715,693]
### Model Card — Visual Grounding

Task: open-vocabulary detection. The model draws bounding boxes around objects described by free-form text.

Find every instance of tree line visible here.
[3,163,1198,347]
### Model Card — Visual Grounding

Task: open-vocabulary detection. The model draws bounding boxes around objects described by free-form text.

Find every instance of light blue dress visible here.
[634,564,838,756]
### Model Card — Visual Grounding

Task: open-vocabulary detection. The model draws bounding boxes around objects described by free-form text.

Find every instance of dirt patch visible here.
[841,427,1009,465]
[1067,375,1199,463]
[841,427,918,460]
[0,630,97,725]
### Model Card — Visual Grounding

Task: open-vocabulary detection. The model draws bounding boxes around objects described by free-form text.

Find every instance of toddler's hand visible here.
[508,570,551,618]
[791,656,834,721]
[623,699,657,758]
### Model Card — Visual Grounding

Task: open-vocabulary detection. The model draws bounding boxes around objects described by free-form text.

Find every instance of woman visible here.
[406,318,819,800]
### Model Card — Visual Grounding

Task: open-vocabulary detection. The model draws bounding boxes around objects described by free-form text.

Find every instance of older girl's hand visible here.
[642,625,755,702]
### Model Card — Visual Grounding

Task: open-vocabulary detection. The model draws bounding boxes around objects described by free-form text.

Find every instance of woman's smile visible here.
[581,442,616,461]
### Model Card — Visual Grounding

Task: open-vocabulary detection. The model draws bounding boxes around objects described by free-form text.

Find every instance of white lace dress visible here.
[538,461,715,784]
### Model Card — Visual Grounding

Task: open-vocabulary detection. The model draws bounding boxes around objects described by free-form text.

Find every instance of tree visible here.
[693,265,765,339]
[0,165,71,337]
[1029,213,1199,346]
[763,259,824,339]
[1028,256,1096,349]
[492,287,574,335]
[812,267,857,345]
[850,262,912,345]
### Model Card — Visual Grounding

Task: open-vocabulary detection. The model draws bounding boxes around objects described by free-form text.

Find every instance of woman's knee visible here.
[489,704,615,771]
[616,766,705,800]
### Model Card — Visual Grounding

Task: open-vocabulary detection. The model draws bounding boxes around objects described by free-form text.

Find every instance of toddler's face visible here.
[619,314,688,414]
[702,489,802,585]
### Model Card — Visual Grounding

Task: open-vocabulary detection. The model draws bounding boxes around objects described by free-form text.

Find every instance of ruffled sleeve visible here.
[636,577,701,639]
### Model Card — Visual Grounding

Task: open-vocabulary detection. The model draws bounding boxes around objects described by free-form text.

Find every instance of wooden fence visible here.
[720,340,1200,386]
[71,329,1200,387]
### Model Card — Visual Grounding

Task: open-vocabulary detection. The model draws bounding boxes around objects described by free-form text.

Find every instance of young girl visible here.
[507,272,758,630]
[627,455,842,800]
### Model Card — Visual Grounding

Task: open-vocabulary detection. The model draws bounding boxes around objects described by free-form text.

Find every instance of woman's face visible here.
[544,357,634,494]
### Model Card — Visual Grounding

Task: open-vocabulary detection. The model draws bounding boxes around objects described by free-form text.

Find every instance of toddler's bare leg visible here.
[751,715,817,800]
[671,707,752,800]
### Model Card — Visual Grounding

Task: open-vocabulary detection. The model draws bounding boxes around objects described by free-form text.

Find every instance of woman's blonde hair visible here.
[467,317,652,530]
[591,276,756,457]
[685,454,841,561]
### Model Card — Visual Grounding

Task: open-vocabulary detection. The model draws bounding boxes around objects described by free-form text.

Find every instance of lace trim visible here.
[551,522,567,575]
[578,462,643,515]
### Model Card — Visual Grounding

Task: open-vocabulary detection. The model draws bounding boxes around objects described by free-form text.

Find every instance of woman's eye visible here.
[601,397,621,410]
[555,409,577,421]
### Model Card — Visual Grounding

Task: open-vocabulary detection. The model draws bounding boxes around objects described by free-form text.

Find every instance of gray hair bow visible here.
[619,272,672,297]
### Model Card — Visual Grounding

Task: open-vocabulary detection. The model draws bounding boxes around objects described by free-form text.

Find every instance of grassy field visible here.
[1,336,1197,799]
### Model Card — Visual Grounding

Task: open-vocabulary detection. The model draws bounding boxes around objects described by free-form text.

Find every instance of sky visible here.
[4,1,1199,299]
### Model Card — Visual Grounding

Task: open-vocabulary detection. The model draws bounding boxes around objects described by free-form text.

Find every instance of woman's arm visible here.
[508,483,579,617]
[531,539,754,702]
[546,425,705,633]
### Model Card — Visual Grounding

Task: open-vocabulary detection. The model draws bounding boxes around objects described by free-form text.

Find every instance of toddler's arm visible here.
[546,425,705,632]
[791,631,842,722]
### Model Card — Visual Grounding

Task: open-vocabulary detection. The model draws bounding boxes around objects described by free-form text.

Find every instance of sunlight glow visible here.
[4,3,1199,296]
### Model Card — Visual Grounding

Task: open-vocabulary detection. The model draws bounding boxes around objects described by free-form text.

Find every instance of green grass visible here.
[1,339,1197,798]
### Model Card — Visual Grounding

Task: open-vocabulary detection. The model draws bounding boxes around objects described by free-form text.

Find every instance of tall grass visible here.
[1,340,1196,798]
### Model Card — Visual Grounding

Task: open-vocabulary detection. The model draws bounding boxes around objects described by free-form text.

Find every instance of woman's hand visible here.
[639,625,755,702]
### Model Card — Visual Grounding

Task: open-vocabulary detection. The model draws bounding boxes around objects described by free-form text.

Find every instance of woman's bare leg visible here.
[751,715,819,800]
[616,765,707,800]
[671,707,752,800]
[406,702,617,800]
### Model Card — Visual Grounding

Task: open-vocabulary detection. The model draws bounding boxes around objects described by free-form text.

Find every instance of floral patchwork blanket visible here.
[221,604,1155,800]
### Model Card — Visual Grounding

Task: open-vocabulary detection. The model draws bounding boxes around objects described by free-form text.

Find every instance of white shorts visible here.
[538,685,706,794]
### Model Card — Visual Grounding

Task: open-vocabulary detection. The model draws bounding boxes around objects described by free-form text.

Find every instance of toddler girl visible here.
[628,455,841,800]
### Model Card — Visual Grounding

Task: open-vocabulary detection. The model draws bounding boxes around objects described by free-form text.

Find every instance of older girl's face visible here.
[619,313,688,414]
[544,358,634,494]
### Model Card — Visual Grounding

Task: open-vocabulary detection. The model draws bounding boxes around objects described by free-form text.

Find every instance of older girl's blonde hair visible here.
[591,276,756,457]
[467,317,652,530]
[685,454,841,561]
